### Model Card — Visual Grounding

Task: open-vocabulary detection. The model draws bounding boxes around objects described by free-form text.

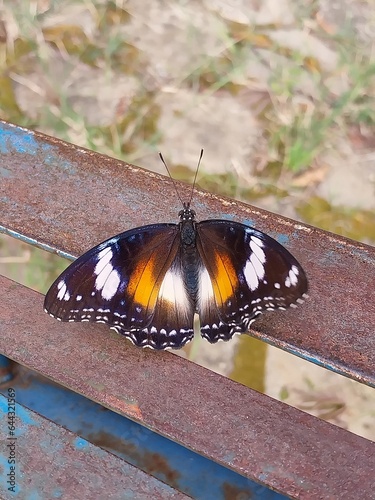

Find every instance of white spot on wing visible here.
[287,266,299,287]
[158,268,191,315]
[247,234,264,248]
[250,238,266,263]
[95,262,114,291]
[242,236,267,289]
[289,265,299,286]
[57,281,67,300]
[244,260,258,291]
[94,248,113,276]
[57,280,65,290]
[250,252,265,281]
[101,269,121,300]
[197,267,215,310]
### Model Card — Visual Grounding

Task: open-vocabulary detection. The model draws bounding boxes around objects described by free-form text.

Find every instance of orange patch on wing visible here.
[212,250,238,304]
[127,257,159,309]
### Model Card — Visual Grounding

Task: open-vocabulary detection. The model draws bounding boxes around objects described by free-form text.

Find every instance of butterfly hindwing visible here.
[146,251,195,349]
[196,220,308,343]
[44,223,195,349]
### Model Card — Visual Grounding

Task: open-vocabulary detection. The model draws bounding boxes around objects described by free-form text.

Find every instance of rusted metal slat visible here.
[0,394,190,499]
[0,120,374,387]
[0,275,374,499]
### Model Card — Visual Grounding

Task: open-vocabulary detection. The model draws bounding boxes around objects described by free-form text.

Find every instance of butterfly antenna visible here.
[159,152,184,206]
[159,149,203,208]
[188,149,204,207]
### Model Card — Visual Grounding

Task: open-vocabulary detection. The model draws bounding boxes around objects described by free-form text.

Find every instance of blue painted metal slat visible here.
[0,364,284,500]
[0,393,190,499]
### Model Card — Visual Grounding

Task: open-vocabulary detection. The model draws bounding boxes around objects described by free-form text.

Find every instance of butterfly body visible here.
[44,204,308,350]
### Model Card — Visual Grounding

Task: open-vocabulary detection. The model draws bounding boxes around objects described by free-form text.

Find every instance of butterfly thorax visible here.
[179,203,198,250]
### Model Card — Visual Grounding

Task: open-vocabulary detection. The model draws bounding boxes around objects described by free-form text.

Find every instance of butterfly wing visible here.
[44,224,195,349]
[196,220,308,343]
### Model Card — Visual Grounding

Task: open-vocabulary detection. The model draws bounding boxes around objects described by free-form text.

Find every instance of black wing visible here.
[196,220,308,343]
[44,224,195,349]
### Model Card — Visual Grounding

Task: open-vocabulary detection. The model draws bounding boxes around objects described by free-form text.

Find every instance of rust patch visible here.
[222,482,253,500]
[87,431,181,488]
[104,394,143,420]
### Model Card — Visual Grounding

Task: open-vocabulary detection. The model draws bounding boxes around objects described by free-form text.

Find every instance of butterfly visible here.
[44,201,308,350]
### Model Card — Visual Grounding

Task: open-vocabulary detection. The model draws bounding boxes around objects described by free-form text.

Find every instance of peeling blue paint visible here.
[349,246,374,265]
[0,397,9,413]
[222,451,236,463]
[43,154,78,174]
[259,465,276,482]
[14,401,40,429]
[291,231,301,240]
[73,437,90,450]
[0,394,39,429]
[26,490,39,500]
[243,218,257,227]
[0,455,9,471]
[217,213,235,221]
[0,125,78,174]
[275,233,289,245]
[39,433,64,454]
[0,128,39,155]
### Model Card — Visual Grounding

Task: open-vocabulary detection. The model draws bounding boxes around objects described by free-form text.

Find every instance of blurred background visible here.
[1,0,374,439]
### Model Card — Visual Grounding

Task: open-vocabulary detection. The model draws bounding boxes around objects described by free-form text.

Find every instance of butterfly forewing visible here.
[196,220,308,343]
[44,223,195,349]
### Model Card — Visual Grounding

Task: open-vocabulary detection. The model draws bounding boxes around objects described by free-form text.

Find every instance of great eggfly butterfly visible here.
[44,157,308,350]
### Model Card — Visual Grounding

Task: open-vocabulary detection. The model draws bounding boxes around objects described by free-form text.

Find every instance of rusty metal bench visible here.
[1,119,374,499]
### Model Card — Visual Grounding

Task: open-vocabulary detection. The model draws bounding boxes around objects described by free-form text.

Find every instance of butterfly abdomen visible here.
[180,219,201,301]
